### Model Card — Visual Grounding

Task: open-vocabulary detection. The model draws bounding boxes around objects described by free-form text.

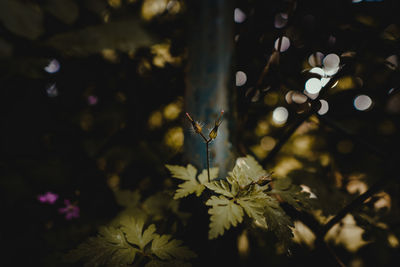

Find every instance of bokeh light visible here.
[385,55,398,70]
[234,8,246,23]
[274,13,288,28]
[305,78,322,94]
[272,106,289,125]
[148,111,163,129]
[142,0,168,21]
[309,67,324,77]
[318,99,329,115]
[354,95,372,111]
[44,59,60,73]
[321,77,331,87]
[323,54,340,75]
[274,36,290,52]
[88,95,98,105]
[236,71,247,86]
[163,101,182,120]
[308,52,324,67]
[303,89,318,100]
[164,127,184,150]
[46,83,58,97]
[260,136,276,151]
[237,230,250,257]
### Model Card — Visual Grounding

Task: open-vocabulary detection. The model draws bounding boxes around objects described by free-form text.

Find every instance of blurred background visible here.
[0,0,399,266]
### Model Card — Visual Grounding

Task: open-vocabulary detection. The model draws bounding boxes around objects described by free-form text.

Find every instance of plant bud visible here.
[209,110,224,140]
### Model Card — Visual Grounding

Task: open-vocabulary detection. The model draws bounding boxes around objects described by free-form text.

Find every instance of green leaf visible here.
[121,217,156,249]
[65,226,138,267]
[270,177,314,211]
[228,155,269,187]
[166,164,197,181]
[167,165,218,199]
[205,179,238,198]
[151,234,197,261]
[174,179,205,199]
[236,191,269,228]
[264,196,294,247]
[206,196,244,239]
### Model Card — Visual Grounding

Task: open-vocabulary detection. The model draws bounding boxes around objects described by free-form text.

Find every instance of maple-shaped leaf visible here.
[65,226,138,267]
[166,164,218,199]
[151,234,197,261]
[121,217,156,249]
[270,177,314,211]
[263,196,294,247]
[236,190,269,228]
[205,178,238,198]
[206,195,244,239]
[228,155,269,187]
[165,164,197,181]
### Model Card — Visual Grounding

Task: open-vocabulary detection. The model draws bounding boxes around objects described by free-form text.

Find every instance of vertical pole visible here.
[184,0,235,178]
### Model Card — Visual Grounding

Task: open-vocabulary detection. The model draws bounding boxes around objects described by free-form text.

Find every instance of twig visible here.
[206,140,210,182]
[321,178,385,236]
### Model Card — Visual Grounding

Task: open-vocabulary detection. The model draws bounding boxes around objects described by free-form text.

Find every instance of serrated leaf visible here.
[174,180,204,199]
[65,226,138,267]
[99,226,127,246]
[264,196,294,247]
[237,191,269,228]
[121,217,156,249]
[166,164,197,181]
[228,155,269,187]
[168,165,218,199]
[205,179,237,198]
[270,177,314,211]
[197,167,219,183]
[206,196,244,239]
[151,234,197,261]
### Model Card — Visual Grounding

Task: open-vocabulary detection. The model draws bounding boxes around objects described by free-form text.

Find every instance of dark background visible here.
[0,0,399,266]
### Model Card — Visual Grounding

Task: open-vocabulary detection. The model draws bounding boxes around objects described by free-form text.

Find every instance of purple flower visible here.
[38,192,59,204]
[58,199,80,220]
[88,95,98,105]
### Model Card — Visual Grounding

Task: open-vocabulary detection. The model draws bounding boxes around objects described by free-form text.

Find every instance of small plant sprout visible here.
[185,110,224,182]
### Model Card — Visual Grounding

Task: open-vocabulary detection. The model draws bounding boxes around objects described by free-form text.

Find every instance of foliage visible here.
[66,217,196,267]
[165,164,218,199]
[166,155,315,246]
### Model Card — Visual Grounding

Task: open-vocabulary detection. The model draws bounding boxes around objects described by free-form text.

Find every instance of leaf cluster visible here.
[166,155,316,246]
[65,216,196,267]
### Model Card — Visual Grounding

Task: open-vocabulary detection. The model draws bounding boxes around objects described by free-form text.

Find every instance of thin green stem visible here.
[206,140,210,182]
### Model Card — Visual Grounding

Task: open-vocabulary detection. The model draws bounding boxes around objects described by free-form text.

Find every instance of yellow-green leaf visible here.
[166,164,197,181]
[228,155,269,187]
[205,179,237,198]
[206,195,244,239]
[151,234,197,260]
[121,217,156,249]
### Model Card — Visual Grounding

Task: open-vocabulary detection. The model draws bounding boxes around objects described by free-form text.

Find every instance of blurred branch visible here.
[321,178,385,236]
